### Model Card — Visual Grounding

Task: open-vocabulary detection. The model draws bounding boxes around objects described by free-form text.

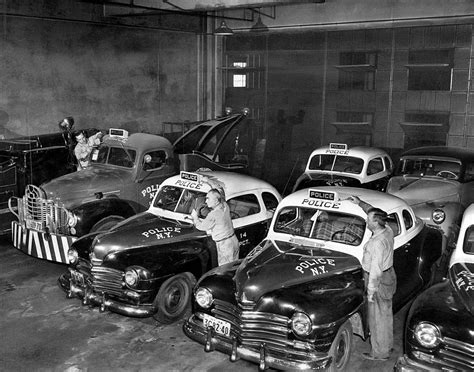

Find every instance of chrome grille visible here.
[212,299,296,349]
[91,265,124,297]
[438,337,474,370]
[20,184,69,234]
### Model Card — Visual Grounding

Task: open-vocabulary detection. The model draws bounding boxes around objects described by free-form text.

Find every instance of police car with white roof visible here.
[293,143,393,192]
[184,186,442,371]
[58,171,281,323]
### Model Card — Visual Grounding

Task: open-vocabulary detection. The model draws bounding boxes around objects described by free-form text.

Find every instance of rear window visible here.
[463,225,474,254]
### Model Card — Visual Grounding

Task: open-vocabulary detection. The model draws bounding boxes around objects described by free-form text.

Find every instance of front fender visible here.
[71,198,139,236]
[411,201,463,238]
[102,238,213,284]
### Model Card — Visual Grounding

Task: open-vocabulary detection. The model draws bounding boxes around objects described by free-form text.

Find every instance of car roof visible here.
[281,186,406,214]
[162,171,280,196]
[401,146,474,162]
[104,133,173,150]
[308,145,389,161]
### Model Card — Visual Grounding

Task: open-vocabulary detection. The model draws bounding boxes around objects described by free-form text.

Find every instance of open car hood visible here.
[234,239,361,303]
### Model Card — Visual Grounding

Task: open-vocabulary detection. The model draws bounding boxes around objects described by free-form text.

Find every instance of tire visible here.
[153,273,196,324]
[90,216,125,233]
[327,320,353,372]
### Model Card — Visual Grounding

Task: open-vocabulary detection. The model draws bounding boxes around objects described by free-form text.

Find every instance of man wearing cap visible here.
[349,195,397,361]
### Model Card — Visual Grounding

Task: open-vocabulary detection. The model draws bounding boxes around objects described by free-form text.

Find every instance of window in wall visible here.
[332,111,374,146]
[406,49,453,91]
[336,52,377,91]
[223,54,263,89]
[400,112,449,149]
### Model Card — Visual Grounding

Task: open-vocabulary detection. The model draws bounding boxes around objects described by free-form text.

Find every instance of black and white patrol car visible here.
[292,143,393,193]
[184,186,442,371]
[58,171,281,323]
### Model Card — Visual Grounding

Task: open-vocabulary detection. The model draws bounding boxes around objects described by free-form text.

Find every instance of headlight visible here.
[67,212,78,227]
[432,209,445,224]
[195,287,213,308]
[124,269,139,288]
[67,249,79,265]
[414,322,441,348]
[291,312,312,336]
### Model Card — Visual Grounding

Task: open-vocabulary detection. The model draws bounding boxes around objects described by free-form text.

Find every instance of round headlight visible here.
[432,209,445,224]
[124,269,139,288]
[414,322,441,348]
[67,249,79,265]
[195,287,213,309]
[67,212,78,227]
[291,312,312,336]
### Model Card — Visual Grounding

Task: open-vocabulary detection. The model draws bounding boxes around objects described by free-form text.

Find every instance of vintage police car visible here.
[10,128,178,263]
[58,171,281,323]
[395,203,474,372]
[387,146,474,262]
[292,143,393,193]
[184,187,442,371]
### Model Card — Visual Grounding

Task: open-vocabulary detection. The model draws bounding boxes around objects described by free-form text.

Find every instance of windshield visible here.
[153,185,206,214]
[92,145,136,168]
[309,154,364,174]
[397,157,461,179]
[274,206,366,246]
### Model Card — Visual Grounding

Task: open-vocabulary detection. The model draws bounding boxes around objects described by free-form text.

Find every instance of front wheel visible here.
[153,273,196,324]
[327,320,353,372]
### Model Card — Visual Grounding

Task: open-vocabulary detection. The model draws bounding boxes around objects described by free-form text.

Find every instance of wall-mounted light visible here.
[214,20,233,36]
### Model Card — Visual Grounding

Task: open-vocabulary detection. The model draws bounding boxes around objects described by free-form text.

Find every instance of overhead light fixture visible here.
[214,20,233,36]
[250,16,269,33]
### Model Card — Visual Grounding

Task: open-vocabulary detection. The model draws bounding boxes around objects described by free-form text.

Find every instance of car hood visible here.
[387,176,460,206]
[91,212,203,260]
[41,166,131,208]
[449,262,474,316]
[233,239,361,303]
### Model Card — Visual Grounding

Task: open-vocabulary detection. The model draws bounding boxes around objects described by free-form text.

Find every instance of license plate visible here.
[71,270,85,285]
[26,219,42,231]
[202,314,231,337]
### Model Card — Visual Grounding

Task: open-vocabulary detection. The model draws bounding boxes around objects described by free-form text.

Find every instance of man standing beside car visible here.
[349,195,397,361]
[191,188,239,266]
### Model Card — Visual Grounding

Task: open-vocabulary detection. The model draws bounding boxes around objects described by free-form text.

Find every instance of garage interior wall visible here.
[0,0,201,138]
[224,24,474,191]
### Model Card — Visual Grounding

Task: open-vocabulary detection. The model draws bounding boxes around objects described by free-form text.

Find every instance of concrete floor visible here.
[0,238,408,372]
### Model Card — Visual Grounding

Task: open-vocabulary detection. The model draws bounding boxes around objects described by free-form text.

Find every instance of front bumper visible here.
[183,314,332,371]
[395,354,452,372]
[58,271,155,318]
[12,220,76,263]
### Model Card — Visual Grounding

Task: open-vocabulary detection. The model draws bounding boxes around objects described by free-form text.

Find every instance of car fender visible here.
[104,238,213,287]
[71,198,139,236]
[416,226,443,284]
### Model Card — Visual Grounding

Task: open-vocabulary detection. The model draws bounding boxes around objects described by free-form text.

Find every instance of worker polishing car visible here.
[395,203,474,372]
[58,171,281,323]
[184,187,442,371]
[292,143,393,192]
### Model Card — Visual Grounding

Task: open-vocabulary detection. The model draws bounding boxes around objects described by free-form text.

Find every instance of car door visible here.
[228,191,277,258]
[392,209,424,306]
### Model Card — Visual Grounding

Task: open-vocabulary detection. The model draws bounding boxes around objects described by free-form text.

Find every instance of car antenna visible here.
[282,156,301,196]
